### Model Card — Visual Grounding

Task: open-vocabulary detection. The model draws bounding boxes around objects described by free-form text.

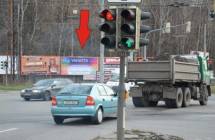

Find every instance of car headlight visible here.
[32,90,41,93]
[21,89,26,93]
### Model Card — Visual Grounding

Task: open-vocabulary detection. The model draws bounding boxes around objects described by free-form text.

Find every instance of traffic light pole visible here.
[117,51,127,140]
[143,22,189,60]
[100,0,105,83]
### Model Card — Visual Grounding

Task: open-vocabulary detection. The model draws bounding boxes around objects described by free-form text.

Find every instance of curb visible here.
[92,130,184,140]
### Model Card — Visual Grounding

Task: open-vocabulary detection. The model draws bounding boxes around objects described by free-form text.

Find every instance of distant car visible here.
[51,83,118,124]
[20,78,73,101]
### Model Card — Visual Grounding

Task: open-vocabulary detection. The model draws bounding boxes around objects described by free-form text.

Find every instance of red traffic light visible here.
[121,9,135,20]
[100,9,116,21]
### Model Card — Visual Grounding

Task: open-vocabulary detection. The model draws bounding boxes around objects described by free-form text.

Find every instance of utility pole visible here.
[17,4,21,78]
[117,52,126,140]
[100,0,105,83]
[8,0,14,82]
[204,24,207,56]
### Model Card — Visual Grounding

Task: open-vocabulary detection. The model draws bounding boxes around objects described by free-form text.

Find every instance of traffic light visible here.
[0,61,3,69]
[118,8,137,50]
[118,7,152,50]
[4,61,8,68]
[209,10,215,19]
[99,8,117,49]
[141,11,152,46]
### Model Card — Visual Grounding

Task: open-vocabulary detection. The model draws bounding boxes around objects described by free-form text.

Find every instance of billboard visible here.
[61,57,98,75]
[96,57,120,82]
[21,56,60,75]
[0,56,17,74]
[104,57,120,75]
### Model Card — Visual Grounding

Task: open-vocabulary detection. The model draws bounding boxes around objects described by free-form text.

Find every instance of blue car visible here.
[51,83,118,124]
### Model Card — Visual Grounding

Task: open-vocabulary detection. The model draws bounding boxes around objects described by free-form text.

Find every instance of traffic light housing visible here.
[0,61,8,69]
[4,61,8,68]
[140,11,152,46]
[0,61,3,69]
[118,8,137,50]
[99,6,152,51]
[99,8,117,49]
[118,7,152,50]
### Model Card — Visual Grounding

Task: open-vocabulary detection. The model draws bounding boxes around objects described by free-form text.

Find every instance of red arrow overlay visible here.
[76,10,91,49]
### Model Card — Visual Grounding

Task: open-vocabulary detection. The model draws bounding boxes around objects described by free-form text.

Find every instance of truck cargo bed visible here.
[127,58,200,84]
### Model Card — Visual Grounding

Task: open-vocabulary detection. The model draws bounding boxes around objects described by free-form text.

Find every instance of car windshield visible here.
[34,79,54,87]
[59,85,92,95]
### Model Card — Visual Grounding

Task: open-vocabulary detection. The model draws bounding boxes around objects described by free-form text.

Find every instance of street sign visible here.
[108,0,141,3]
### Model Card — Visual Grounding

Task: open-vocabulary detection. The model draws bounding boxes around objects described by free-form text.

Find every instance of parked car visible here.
[20,78,73,101]
[51,83,118,124]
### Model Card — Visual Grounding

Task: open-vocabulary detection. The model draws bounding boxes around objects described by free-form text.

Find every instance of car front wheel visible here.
[43,92,51,101]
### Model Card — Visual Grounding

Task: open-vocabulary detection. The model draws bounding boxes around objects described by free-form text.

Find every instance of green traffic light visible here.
[120,38,134,49]
[126,39,134,48]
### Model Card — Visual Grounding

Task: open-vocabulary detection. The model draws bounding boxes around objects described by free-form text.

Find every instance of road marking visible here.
[0,128,18,133]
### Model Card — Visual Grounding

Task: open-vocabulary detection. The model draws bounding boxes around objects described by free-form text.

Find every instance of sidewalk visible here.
[93,130,184,140]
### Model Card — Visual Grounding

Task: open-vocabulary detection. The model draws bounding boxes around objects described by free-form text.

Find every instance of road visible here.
[0,91,215,140]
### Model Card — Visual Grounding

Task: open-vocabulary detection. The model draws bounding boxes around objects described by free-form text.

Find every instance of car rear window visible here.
[59,85,92,96]
[34,79,54,87]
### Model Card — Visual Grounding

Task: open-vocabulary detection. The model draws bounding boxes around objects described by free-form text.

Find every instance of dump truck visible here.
[127,54,214,108]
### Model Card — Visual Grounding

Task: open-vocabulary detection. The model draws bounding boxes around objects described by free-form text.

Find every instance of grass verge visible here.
[0,83,32,91]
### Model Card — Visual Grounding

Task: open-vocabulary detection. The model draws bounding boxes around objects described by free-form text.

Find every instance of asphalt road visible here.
[0,91,215,140]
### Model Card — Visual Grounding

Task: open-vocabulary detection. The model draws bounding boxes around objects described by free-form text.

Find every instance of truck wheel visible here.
[168,88,183,108]
[182,88,191,107]
[132,97,145,107]
[199,85,208,106]
[165,99,172,108]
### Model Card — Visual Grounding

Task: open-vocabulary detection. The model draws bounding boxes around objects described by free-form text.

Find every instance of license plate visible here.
[64,100,79,105]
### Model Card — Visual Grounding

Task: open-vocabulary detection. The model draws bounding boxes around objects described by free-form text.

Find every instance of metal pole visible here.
[204,24,207,56]
[71,24,74,56]
[117,53,126,140]
[144,45,147,61]
[100,0,105,83]
[143,23,189,60]
[17,4,21,78]
[5,56,8,86]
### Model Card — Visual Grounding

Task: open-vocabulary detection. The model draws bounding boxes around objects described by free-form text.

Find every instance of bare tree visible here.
[57,1,65,56]
[20,0,30,55]
[30,0,39,42]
